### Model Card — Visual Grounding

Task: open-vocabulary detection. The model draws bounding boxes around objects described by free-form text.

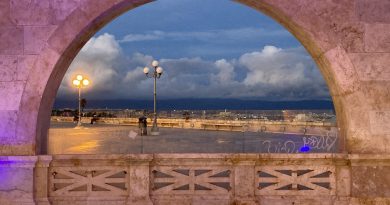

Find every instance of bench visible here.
[201,124,243,132]
[159,122,180,128]
[120,121,139,126]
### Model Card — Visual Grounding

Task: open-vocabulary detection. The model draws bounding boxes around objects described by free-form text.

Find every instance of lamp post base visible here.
[150,126,159,136]
[150,131,160,136]
[74,122,83,129]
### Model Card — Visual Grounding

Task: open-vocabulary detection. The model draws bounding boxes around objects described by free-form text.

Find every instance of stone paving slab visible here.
[48,122,339,154]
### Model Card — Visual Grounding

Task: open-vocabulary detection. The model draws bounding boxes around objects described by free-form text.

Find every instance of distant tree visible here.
[51,109,58,116]
[183,111,190,120]
[81,98,87,112]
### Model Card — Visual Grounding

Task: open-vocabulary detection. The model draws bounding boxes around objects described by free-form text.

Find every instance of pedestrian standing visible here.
[138,116,144,136]
[142,116,148,135]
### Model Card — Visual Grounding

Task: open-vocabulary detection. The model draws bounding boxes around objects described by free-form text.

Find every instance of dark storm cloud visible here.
[57,34,330,101]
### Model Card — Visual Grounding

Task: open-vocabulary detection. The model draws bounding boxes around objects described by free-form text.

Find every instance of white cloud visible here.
[261,45,282,55]
[119,31,164,42]
[57,34,330,101]
[241,45,308,86]
[238,46,327,99]
[59,33,122,97]
[213,59,235,85]
[81,33,121,61]
[119,27,289,43]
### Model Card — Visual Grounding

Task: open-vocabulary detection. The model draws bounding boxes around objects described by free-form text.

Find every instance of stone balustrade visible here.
[1,154,387,204]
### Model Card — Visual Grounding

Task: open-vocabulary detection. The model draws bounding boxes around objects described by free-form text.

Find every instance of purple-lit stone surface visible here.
[0,0,389,204]
[0,156,37,205]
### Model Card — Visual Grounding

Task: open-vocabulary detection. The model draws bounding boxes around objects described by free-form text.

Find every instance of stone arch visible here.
[17,0,154,155]
[2,0,388,155]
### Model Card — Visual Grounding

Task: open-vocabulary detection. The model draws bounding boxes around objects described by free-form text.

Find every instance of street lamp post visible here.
[72,74,90,127]
[143,60,164,135]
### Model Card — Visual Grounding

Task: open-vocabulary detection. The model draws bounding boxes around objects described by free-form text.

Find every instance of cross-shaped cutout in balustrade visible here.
[152,168,232,195]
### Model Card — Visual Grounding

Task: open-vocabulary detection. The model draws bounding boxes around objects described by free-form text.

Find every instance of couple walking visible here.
[138,116,148,136]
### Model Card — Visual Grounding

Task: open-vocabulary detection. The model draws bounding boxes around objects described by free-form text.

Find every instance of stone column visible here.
[333,155,351,205]
[34,155,52,205]
[232,154,258,205]
[349,155,390,205]
[127,155,153,205]
[0,156,38,205]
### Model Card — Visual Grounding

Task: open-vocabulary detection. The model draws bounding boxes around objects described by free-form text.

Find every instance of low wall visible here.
[51,116,337,136]
[0,154,389,205]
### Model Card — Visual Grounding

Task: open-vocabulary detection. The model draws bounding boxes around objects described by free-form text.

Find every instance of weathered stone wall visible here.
[0,0,390,204]
[0,0,152,156]
[0,0,389,156]
[1,154,388,205]
[238,0,390,155]
[0,156,40,205]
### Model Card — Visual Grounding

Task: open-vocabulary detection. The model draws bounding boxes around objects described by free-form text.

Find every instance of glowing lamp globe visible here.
[152,60,159,67]
[143,67,150,74]
[82,79,89,86]
[72,79,80,86]
[156,66,163,74]
[76,74,83,81]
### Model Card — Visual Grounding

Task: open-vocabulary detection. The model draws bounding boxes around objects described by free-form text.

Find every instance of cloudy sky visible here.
[56,0,330,101]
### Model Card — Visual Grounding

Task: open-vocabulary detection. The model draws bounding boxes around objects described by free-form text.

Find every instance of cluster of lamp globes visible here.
[71,60,162,128]
[72,60,163,88]
[143,60,164,77]
[72,74,90,87]
[72,60,163,87]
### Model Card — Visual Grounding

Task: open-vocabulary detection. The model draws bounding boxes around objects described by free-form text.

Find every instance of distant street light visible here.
[143,60,164,135]
[72,74,90,127]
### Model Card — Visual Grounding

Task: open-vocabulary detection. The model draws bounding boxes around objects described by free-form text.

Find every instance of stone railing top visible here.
[348,154,390,160]
[6,153,389,160]
[150,153,349,166]
[348,154,390,166]
[0,155,38,167]
[46,153,351,165]
[45,153,390,160]
[3,154,389,167]
[152,153,345,159]
[51,153,153,160]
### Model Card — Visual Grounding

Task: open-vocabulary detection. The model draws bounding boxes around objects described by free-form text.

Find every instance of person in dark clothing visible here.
[73,109,79,123]
[139,116,148,136]
[90,113,98,124]
[142,116,147,135]
[138,116,144,135]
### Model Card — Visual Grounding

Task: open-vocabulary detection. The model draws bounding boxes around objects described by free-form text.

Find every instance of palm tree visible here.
[81,98,87,112]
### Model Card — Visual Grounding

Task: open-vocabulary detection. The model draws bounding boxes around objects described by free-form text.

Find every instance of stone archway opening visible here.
[1,1,390,204]
[44,0,342,155]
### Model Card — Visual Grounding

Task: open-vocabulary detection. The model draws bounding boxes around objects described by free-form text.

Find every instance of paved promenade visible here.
[49,122,339,154]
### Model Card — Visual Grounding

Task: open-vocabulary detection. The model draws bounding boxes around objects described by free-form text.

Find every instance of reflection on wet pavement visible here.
[49,122,339,154]
[64,140,101,153]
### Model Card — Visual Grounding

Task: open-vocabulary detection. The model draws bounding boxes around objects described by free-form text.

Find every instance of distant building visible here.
[219,110,232,119]
[294,113,313,122]
[282,110,294,121]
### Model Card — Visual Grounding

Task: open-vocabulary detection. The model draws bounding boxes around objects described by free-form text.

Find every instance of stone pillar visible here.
[334,156,351,205]
[349,155,390,205]
[127,155,153,205]
[34,155,52,205]
[232,154,257,205]
[0,156,38,205]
